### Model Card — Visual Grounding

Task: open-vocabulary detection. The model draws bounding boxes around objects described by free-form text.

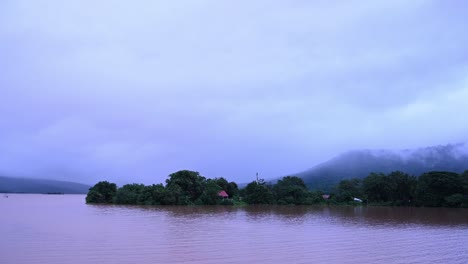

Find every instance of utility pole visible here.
[256,172,259,184]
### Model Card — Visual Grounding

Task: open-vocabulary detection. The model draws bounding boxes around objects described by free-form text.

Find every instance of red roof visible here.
[218,190,229,198]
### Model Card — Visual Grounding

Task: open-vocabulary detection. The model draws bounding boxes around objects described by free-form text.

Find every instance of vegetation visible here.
[332,171,468,207]
[298,144,468,192]
[86,169,468,208]
[415,171,463,207]
[86,181,117,203]
[243,179,274,205]
[86,170,242,206]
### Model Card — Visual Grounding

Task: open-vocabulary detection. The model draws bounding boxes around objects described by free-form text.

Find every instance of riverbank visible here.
[86,169,468,208]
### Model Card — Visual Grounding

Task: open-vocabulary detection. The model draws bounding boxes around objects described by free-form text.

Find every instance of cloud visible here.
[1,0,468,184]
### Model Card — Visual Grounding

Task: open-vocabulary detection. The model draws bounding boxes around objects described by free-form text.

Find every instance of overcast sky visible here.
[1,1,468,185]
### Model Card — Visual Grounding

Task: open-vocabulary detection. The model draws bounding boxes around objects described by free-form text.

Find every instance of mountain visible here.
[293,143,468,191]
[0,176,91,194]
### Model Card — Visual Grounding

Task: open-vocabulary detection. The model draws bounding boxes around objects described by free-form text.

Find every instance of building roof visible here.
[218,190,229,198]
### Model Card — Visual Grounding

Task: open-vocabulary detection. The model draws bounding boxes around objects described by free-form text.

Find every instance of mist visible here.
[1,1,468,185]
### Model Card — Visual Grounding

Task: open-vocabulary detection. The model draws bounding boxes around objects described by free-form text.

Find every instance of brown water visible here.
[1,194,467,264]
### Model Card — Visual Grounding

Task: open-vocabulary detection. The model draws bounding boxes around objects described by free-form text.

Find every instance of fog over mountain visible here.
[294,143,468,191]
[0,176,90,194]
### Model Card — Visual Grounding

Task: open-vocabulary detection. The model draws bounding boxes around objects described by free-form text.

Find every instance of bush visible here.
[86,181,117,204]
[444,193,464,207]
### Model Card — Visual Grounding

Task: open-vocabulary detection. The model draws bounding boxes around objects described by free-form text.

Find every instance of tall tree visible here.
[165,170,207,204]
[386,171,417,203]
[198,180,222,205]
[86,181,117,204]
[362,173,388,202]
[114,184,145,205]
[274,176,309,205]
[416,171,463,207]
[334,178,362,202]
[244,181,274,204]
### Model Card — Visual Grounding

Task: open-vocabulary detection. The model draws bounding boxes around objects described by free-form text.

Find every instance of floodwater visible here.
[1,194,467,264]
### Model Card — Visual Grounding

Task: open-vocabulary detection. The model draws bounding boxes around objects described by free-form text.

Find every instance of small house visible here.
[322,194,330,200]
[218,190,229,199]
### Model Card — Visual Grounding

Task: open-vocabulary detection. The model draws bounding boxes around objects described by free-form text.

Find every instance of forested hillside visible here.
[294,144,468,191]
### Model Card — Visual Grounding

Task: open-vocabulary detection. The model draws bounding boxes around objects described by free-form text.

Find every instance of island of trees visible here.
[86,170,468,208]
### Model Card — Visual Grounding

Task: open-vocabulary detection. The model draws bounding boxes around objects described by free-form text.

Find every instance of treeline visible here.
[331,171,468,207]
[86,170,323,206]
[86,170,239,206]
[86,170,468,207]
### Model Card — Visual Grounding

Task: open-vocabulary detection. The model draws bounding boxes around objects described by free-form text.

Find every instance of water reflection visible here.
[90,203,468,227]
[2,195,468,264]
[324,206,468,227]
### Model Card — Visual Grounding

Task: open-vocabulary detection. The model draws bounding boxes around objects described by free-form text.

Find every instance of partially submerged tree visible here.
[416,171,463,207]
[274,176,310,205]
[86,181,117,204]
[334,178,362,203]
[244,181,274,204]
[165,170,206,204]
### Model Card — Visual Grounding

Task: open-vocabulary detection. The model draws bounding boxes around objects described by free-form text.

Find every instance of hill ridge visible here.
[0,176,91,194]
[292,143,468,191]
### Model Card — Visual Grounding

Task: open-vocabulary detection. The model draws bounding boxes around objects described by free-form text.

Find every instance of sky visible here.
[1,0,468,185]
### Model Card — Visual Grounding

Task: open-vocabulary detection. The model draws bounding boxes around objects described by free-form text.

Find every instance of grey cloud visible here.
[1,0,468,185]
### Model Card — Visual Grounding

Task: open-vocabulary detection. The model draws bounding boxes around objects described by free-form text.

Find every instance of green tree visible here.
[386,171,417,203]
[137,184,166,205]
[307,191,324,204]
[461,171,468,207]
[165,170,207,204]
[197,180,222,205]
[362,173,389,202]
[165,184,190,205]
[416,171,463,207]
[160,184,182,205]
[461,171,468,195]
[227,181,239,197]
[86,181,117,204]
[213,177,239,198]
[243,181,274,204]
[334,178,362,203]
[114,184,145,205]
[362,171,417,204]
[444,193,464,207]
[274,176,310,205]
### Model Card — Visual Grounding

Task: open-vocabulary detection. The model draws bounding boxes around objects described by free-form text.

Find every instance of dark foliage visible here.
[243,181,275,204]
[86,181,117,203]
[415,171,463,207]
[273,176,310,205]
[86,169,468,208]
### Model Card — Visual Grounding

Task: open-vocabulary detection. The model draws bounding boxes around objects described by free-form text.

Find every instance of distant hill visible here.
[293,143,468,192]
[0,176,91,194]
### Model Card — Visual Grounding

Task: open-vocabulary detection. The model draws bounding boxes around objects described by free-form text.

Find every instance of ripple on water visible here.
[1,195,467,264]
